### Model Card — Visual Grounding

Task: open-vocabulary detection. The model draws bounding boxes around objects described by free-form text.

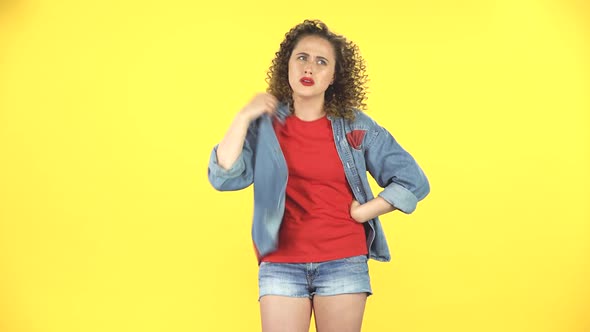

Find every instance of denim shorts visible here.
[258,255,372,300]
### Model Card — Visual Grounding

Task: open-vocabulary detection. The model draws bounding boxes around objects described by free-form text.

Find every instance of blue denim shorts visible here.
[258,255,372,300]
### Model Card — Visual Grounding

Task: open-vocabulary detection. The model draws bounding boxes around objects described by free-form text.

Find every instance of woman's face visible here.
[288,35,336,100]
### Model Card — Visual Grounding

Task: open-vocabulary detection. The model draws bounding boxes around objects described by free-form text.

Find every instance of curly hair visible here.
[266,19,368,120]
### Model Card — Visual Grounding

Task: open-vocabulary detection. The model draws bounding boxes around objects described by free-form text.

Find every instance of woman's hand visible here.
[216,93,278,170]
[350,200,368,223]
[350,198,397,223]
[238,93,279,123]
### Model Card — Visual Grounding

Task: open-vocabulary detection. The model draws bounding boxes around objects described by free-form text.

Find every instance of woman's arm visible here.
[349,123,429,222]
[350,198,395,223]
[216,93,278,169]
[216,112,252,170]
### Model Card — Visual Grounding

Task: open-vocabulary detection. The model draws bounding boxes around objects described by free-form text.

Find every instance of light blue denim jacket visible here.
[208,103,430,262]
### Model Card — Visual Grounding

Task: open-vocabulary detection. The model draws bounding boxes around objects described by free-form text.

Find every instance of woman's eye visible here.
[317,59,327,65]
[297,55,306,61]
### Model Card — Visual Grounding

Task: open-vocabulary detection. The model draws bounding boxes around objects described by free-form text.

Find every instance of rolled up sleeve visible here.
[208,145,246,178]
[365,125,430,214]
[207,121,257,191]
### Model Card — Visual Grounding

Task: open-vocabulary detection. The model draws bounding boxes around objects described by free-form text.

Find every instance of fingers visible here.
[241,93,279,121]
[263,93,278,105]
[350,200,364,223]
[261,93,278,115]
[264,100,276,114]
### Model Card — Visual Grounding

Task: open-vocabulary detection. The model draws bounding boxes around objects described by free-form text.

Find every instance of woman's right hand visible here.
[238,93,279,123]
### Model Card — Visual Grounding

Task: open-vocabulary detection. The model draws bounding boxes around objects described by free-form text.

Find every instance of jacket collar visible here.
[275,103,290,124]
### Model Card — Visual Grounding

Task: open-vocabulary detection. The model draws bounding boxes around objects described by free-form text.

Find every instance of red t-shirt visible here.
[262,115,368,263]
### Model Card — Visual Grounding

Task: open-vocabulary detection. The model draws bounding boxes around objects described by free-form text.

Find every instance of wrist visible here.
[235,111,253,125]
[352,204,368,223]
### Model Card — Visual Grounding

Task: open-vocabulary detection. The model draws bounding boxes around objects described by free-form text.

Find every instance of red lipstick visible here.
[300,77,315,86]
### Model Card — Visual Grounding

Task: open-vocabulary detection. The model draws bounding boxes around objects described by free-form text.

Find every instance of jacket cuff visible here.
[377,182,419,214]
[208,145,245,178]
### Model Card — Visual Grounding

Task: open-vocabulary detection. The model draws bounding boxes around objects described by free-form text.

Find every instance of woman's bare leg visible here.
[312,293,367,332]
[260,295,312,332]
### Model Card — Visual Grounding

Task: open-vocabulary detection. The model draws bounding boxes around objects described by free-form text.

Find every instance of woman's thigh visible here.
[313,293,367,332]
[260,295,312,332]
[257,255,371,331]
[310,255,371,331]
[258,262,313,331]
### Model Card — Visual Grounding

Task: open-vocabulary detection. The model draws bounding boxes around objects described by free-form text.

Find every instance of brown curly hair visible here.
[266,19,368,120]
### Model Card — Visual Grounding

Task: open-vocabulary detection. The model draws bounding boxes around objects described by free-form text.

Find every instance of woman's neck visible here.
[292,95,326,121]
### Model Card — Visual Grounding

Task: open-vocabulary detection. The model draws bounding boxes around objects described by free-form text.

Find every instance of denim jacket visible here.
[208,103,430,263]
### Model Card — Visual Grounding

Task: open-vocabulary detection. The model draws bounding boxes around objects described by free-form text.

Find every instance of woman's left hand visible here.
[350,197,397,223]
[350,200,368,223]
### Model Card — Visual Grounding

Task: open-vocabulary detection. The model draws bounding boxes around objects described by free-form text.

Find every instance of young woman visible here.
[208,19,430,332]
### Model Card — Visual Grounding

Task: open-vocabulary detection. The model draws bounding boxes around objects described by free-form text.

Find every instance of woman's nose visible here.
[304,63,313,74]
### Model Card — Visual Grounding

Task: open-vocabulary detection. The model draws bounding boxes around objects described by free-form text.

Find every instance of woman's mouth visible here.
[300,77,315,86]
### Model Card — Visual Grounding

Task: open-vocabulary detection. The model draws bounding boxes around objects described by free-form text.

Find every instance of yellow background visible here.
[1,0,589,331]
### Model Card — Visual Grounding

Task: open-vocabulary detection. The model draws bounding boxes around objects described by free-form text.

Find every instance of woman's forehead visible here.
[293,35,335,58]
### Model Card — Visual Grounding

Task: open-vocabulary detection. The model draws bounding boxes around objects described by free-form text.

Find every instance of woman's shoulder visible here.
[348,108,381,130]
